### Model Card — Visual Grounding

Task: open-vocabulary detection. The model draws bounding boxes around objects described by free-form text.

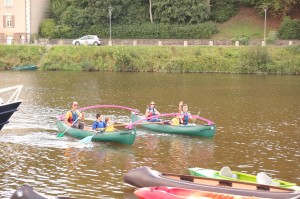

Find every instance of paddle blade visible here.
[57,132,65,138]
[79,135,93,143]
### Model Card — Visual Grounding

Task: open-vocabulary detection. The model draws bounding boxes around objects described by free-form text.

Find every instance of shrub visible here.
[107,22,218,39]
[266,31,278,44]
[278,17,300,40]
[211,0,237,22]
[40,19,57,38]
[45,22,218,39]
[231,36,249,45]
[239,46,272,73]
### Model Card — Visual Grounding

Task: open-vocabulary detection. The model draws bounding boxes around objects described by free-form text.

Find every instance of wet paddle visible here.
[79,130,103,143]
[57,117,80,138]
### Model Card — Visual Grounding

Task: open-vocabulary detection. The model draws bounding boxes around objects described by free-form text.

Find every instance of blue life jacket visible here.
[182,112,190,125]
[93,121,105,129]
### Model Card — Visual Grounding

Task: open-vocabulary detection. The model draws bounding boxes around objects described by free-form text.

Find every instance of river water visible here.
[0,71,299,198]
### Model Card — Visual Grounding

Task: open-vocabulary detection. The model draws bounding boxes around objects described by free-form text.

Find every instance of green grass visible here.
[213,7,277,40]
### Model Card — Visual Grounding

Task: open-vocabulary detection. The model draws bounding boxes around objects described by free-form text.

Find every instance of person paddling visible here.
[65,101,85,129]
[92,113,106,131]
[178,101,191,125]
[145,101,162,122]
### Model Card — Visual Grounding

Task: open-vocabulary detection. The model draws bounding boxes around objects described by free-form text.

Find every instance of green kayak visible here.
[130,112,216,138]
[188,167,299,190]
[57,120,136,145]
[12,65,37,71]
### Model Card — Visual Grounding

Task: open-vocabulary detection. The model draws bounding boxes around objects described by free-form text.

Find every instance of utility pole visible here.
[108,6,112,46]
[263,6,268,46]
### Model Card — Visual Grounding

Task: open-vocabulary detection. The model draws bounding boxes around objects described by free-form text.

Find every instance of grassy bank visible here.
[0,45,299,74]
[0,46,46,69]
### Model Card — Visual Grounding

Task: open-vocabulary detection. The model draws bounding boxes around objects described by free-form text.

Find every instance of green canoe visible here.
[130,112,216,138]
[188,167,299,190]
[12,65,37,71]
[57,120,136,145]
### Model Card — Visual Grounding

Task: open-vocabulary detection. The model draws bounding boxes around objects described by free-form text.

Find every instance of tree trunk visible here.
[149,0,153,23]
[206,0,211,14]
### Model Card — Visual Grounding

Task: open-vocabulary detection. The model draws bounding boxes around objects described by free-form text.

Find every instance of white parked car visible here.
[72,35,101,46]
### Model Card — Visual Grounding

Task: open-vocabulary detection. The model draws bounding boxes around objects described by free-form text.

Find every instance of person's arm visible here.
[78,111,85,120]
[155,108,160,115]
[92,121,97,130]
[145,108,149,117]
[178,101,183,113]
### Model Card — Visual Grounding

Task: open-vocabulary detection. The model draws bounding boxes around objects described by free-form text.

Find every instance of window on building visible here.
[5,0,13,7]
[5,16,13,28]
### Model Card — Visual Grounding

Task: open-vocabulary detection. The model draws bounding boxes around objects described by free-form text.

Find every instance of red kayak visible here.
[134,186,268,199]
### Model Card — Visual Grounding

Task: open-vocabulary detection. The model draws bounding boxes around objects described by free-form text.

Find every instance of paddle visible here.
[57,117,80,138]
[192,111,201,124]
[79,130,103,143]
[78,122,117,144]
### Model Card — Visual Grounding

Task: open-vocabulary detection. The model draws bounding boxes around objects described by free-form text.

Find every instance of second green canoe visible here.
[130,112,216,138]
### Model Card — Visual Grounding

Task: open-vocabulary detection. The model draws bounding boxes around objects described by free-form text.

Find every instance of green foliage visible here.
[152,0,210,24]
[239,46,272,73]
[230,36,250,45]
[2,46,299,74]
[240,0,253,7]
[210,0,237,22]
[113,47,137,72]
[40,19,57,38]
[278,17,300,39]
[93,22,218,39]
[41,0,230,39]
[244,0,299,17]
[0,46,46,69]
[266,31,278,44]
[40,19,73,38]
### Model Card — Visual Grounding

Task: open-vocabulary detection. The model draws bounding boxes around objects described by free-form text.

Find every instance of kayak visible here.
[130,112,216,138]
[124,166,300,199]
[188,166,299,190]
[134,186,269,199]
[11,184,76,199]
[57,119,136,145]
[11,64,37,71]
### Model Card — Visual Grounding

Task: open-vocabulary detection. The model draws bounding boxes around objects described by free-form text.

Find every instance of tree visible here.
[246,0,300,17]
[40,19,57,38]
[152,0,210,24]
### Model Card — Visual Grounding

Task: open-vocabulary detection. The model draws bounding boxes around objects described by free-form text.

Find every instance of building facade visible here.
[0,0,49,44]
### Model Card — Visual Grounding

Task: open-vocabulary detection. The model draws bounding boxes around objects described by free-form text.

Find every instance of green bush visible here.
[47,22,218,39]
[231,36,250,45]
[278,17,300,40]
[211,0,237,22]
[266,31,278,44]
[40,19,57,38]
[239,46,272,73]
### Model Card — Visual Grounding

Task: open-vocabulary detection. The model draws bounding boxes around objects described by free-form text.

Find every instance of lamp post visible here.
[263,6,268,45]
[108,6,112,45]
